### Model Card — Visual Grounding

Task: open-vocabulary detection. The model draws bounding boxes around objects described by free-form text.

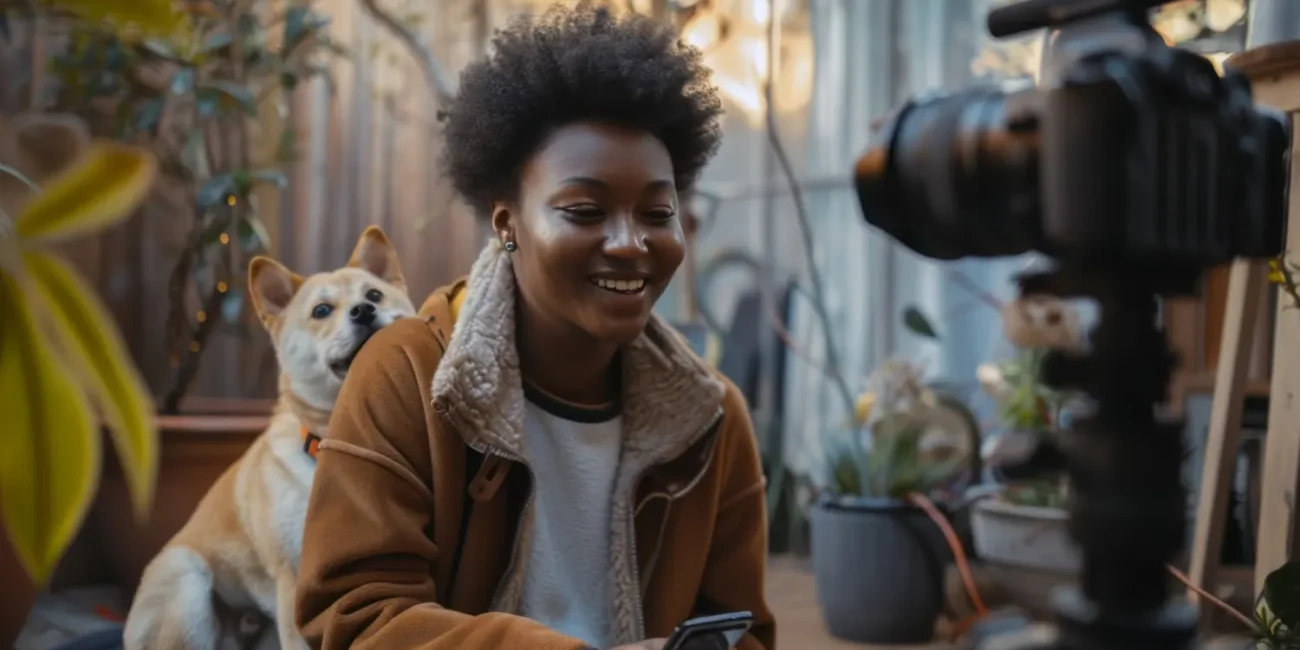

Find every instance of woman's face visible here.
[493,122,686,345]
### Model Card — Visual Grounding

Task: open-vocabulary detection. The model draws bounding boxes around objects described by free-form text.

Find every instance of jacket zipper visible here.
[626,408,724,640]
[480,444,534,612]
[438,409,535,612]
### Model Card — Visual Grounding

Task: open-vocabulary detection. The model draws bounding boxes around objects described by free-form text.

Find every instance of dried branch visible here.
[358,0,455,107]
[762,12,856,429]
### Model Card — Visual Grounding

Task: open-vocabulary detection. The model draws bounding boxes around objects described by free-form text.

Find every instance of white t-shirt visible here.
[518,382,623,648]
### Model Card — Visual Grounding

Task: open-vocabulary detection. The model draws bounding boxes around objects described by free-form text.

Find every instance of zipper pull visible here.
[468,454,510,502]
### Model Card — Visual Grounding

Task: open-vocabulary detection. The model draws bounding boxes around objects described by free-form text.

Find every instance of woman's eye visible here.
[646,209,676,221]
[560,205,603,219]
[311,303,334,319]
[365,288,383,302]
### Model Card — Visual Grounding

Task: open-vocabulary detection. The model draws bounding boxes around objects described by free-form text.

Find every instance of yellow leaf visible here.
[0,273,100,585]
[23,251,158,518]
[43,0,183,35]
[15,142,157,243]
[1270,258,1287,285]
[855,392,876,425]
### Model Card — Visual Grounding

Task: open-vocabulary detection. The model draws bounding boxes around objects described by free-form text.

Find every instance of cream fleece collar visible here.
[430,240,725,464]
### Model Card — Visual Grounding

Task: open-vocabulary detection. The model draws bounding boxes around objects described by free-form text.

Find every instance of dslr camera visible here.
[855,0,1289,270]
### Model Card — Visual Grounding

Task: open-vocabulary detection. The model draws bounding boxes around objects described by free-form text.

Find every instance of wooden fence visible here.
[0,0,493,402]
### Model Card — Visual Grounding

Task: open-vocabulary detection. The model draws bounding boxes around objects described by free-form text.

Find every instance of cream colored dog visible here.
[123,226,417,650]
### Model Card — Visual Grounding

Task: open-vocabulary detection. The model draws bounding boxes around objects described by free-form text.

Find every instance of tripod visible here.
[978,261,1202,650]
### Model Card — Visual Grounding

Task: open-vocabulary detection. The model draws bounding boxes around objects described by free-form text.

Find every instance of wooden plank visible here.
[1187,258,1267,622]
[1203,265,1231,371]
[1256,110,1300,594]
[765,557,952,649]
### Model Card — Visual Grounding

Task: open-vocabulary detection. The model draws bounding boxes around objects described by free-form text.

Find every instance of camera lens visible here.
[854,86,1043,260]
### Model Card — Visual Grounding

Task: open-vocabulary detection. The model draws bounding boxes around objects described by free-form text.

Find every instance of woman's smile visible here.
[589,275,647,294]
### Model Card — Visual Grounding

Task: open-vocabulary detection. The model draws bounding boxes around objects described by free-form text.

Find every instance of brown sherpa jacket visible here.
[294,242,776,650]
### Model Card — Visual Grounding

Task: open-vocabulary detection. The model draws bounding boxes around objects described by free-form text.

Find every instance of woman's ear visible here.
[490,202,514,246]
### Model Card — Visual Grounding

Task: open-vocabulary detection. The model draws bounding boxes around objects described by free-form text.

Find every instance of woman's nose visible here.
[603,215,649,258]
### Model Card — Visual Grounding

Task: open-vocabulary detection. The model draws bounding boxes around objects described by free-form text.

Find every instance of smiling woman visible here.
[293,3,774,650]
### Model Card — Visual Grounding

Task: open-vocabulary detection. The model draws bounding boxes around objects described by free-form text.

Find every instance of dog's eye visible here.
[365,289,383,302]
[311,303,333,319]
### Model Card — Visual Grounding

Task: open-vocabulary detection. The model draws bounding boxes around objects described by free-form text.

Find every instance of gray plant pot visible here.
[810,496,952,645]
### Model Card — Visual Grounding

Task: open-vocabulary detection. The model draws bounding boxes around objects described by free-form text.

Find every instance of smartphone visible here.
[662,611,754,650]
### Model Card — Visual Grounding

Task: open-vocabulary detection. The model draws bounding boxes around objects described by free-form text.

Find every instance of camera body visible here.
[855,0,1291,269]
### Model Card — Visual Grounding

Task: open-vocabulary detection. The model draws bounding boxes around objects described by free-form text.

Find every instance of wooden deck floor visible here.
[766,557,951,650]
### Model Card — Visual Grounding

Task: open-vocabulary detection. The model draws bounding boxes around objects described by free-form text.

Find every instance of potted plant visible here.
[3,0,344,593]
[0,117,159,647]
[968,295,1085,574]
[810,358,982,645]
[967,346,1082,573]
[1172,560,1300,649]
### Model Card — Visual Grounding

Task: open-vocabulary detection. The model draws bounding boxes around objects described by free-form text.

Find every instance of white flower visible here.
[977,362,1011,402]
[1001,295,1083,350]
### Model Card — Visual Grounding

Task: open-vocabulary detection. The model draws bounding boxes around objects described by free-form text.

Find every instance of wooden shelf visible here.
[1176,371,1272,398]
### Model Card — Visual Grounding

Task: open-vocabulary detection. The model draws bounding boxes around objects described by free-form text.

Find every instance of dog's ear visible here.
[248,256,303,323]
[348,225,405,289]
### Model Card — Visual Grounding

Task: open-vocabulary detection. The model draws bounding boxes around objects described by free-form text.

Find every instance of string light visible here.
[678,1,813,128]
[226,195,237,206]
[216,280,228,293]
[219,233,229,245]
[196,310,207,323]
[189,341,200,352]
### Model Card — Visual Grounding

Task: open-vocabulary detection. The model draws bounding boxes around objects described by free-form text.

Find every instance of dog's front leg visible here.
[275,572,308,650]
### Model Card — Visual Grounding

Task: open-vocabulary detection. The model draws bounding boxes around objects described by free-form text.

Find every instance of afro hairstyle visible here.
[439,1,724,218]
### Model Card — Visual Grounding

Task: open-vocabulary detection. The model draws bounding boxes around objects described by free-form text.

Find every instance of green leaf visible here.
[197,82,257,116]
[170,67,194,95]
[180,131,208,176]
[250,170,287,189]
[275,127,298,163]
[318,36,350,58]
[237,215,272,252]
[135,98,164,132]
[196,174,234,210]
[202,31,232,54]
[1264,561,1300,630]
[916,454,967,492]
[283,6,330,52]
[902,305,940,340]
[826,443,862,496]
[284,6,308,43]
[140,37,177,60]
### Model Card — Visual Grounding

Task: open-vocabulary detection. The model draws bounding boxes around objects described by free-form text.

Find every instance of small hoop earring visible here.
[504,240,518,252]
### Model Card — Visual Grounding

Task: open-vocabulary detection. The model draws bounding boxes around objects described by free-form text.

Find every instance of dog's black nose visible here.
[349,302,377,326]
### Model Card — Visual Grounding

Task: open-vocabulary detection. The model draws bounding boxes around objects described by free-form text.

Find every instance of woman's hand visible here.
[607,639,667,650]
